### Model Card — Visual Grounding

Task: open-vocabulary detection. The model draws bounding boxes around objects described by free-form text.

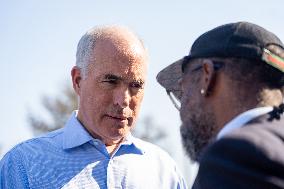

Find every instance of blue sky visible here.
[1,0,284,185]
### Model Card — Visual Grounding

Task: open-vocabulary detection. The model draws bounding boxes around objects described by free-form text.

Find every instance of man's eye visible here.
[102,79,117,84]
[130,82,143,89]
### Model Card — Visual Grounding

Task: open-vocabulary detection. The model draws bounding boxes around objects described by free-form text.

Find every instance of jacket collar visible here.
[217,106,273,140]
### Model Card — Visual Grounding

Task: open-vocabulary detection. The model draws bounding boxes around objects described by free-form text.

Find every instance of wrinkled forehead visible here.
[97,33,146,56]
[90,42,148,82]
[93,37,147,66]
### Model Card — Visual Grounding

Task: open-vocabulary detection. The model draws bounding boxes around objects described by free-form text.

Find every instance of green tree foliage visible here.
[27,83,167,144]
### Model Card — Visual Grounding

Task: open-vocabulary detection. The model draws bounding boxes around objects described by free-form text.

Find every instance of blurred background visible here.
[1,0,284,187]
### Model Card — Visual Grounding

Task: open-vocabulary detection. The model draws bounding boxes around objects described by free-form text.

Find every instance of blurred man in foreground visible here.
[157,22,284,188]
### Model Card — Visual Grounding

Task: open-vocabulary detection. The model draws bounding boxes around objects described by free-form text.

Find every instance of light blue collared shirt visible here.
[217,106,273,139]
[0,112,187,189]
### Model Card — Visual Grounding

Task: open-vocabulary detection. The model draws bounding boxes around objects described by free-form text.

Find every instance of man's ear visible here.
[71,66,82,95]
[201,59,216,96]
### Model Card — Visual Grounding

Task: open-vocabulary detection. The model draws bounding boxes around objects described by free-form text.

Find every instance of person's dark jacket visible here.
[193,114,284,189]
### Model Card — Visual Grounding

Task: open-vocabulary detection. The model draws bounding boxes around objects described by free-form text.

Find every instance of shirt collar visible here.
[62,111,93,149]
[62,111,145,154]
[217,106,273,140]
[122,133,145,154]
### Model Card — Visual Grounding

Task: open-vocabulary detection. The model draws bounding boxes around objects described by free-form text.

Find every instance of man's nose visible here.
[113,87,131,108]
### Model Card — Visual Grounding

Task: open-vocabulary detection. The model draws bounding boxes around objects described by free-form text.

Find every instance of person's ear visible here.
[71,66,82,95]
[200,59,216,96]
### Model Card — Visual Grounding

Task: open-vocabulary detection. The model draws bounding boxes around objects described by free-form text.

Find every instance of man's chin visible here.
[110,128,131,140]
[180,122,217,162]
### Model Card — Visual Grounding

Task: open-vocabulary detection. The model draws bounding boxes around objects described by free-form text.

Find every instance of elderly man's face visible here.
[75,37,148,144]
[179,61,217,161]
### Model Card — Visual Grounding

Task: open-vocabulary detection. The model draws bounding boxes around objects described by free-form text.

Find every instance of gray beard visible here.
[180,113,218,162]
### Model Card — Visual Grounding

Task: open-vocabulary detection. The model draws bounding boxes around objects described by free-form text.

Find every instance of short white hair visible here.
[75,25,145,79]
[76,26,101,79]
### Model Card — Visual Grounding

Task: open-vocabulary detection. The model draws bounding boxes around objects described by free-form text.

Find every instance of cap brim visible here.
[156,58,183,99]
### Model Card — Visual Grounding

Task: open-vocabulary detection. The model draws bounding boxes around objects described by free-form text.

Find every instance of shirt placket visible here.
[107,143,125,189]
[107,158,116,189]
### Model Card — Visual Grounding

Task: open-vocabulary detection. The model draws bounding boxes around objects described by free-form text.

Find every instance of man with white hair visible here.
[0,25,187,189]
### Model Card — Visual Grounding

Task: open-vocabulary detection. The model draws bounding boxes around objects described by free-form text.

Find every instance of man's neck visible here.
[106,143,121,156]
[213,97,258,134]
[104,137,125,156]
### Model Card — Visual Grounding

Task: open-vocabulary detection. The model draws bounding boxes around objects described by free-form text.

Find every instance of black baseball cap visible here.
[157,22,284,100]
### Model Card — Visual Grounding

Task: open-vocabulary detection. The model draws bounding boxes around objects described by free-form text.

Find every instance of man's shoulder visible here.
[195,118,284,189]
[226,117,284,144]
[2,128,65,160]
[204,118,284,165]
[130,137,187,187]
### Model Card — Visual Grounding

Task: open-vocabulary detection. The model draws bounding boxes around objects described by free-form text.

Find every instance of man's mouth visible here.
[106,115,129,121]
